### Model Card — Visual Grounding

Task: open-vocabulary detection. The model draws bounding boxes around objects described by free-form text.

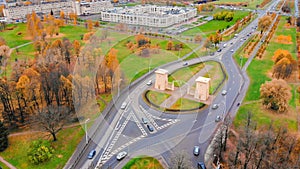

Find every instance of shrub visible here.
[27,139,55,165]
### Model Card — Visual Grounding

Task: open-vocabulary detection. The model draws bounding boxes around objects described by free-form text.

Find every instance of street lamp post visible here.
[117,79,123,97]
[85,118,90,144]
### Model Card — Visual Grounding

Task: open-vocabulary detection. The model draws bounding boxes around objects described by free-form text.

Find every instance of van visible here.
[121,102,127,110]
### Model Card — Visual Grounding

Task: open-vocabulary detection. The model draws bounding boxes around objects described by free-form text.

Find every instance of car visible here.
[209,52,215,56]
[142,117,148,124]
[215,115,221,122]
[212,104,219,109]
[120,102,127,110]
[88,149,96,159]
[183,62,188,66]
[237,102,240,106]
[147,124,154,132]
[230,49,234,52]
[217,48,222,52]
[197,162,206,169]
[230,42,233,45]
[193,146,200,156]
[116,151,127,160]
[223,43,227,48]
[146,80,152,86]
[221,90,227,95]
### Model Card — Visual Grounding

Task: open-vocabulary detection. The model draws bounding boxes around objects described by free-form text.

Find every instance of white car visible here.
[146,80,152,86]
[212,104,219,109]
[230,49,234,52]
[116,151,127,160]
[221,90,227,95]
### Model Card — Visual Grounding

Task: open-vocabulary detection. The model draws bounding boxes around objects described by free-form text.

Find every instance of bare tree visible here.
[169,151,194,169]
[33,106,71,141]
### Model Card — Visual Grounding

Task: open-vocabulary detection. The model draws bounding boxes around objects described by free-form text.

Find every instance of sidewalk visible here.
[160,65,212,108]
[0,156,17,169]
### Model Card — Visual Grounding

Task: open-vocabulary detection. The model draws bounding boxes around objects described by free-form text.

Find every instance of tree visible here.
[194,35,202,43]
[94,21,100,27]
[272,49,296,79]
[73,40,81,57]
[258,15,272,34]
[169,151,193,169]
[167,40,173,50]
[60,10,65,19]
[0,120,8,152]
[87,20,93,31]
[260,79,291,112]
[33,106,71,141]
[27,139,54,164]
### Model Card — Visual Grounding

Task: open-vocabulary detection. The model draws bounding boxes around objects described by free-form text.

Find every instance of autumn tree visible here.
[0,45,10,67]
[60,10,65,19]
[87,20,93,31]
[73,40,81,57]
[167,40,173,50]
[258,15,272,34]
[0,37,5,46]
[94,21,100,27]
[272,49,296,79]
[0,120,8,151]
[260,79,291,112]
[194,34,202,43]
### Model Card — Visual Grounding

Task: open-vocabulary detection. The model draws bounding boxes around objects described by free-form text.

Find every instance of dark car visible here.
[88,149,96,159]
[198,162,206,169]
[193,146,200,156]
[147,124,154,132]
[217,48,222,52]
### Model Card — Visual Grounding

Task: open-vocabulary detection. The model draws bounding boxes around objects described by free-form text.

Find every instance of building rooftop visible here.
[196,76,211,83]
[155,69,169,75]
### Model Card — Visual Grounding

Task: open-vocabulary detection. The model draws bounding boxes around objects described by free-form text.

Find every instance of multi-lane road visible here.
[64,1,281,168]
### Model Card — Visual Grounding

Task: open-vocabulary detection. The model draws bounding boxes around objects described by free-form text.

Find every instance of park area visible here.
[233,16,298,131]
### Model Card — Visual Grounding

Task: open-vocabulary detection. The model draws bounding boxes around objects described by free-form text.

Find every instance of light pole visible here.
[85,118,90,144]
[117,79,123,97]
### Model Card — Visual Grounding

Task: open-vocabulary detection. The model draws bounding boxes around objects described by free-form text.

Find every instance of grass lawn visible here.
[203,61,225,94]
[213,0,264,9]
[234,16,298,131]
[146,90,170,106]
[0,162,10,169]
[0,23,30,48]
[170,98,205,110]
[110,35,195,84]
[181,9,250,37]
[0,126,84,169]
[168,63,205,87]
[123,156,163,169]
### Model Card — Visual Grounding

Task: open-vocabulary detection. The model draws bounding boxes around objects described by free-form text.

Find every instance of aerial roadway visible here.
[64,0,280,169]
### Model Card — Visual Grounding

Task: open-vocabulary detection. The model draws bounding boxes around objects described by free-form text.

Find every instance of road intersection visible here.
[64,1,282,168]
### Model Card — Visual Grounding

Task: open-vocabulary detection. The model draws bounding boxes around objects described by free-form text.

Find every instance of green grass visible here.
[0,126,84,169]
[181,10,249,37]
[123,156,163,169]
[213,0,264,9]
[146,90,170,106]
[234,102,297,131]
[0,162,10,169]
[0,23,30,48]
[234,16,298,131]
[168,63,205,87]
[170,98,205,110]
[59,25,89,42]
[203,61,225,94]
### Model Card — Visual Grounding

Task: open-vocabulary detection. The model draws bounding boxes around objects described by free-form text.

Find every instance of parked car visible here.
[88,149,96,159]
[193,146,200,156]
[212,104,219,109]
[183,62,189,66]
[198,162,206,169]
[116,151,127,160]
[142,117,148,124]
[147,124,154,132]
[215,115,221,122]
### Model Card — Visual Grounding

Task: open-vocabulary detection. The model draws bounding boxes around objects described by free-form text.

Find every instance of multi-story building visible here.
[100,5,197,27]
[3,0,113,21]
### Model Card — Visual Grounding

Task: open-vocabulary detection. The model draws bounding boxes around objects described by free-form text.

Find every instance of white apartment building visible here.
[3,0,113,20]
[100,5,197,27]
